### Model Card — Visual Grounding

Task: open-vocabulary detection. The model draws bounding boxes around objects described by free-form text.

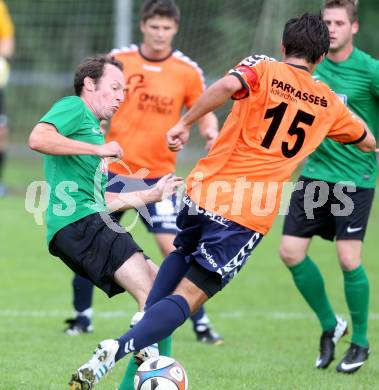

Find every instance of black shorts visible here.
[185,261,223,298]
[49,213,143,297]
[283,176,375,241]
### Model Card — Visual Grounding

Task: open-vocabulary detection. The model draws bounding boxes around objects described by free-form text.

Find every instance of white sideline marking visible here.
[218,311,379,320]
[0,309,378,320]
[0,310,128,318]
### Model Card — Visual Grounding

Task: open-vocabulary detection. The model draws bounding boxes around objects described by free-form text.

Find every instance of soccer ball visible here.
[134,356,188,390]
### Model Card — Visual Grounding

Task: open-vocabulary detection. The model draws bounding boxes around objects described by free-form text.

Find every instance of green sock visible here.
[118,336,172,390]
[288,256,336,331]
[118,356,138,390]
[158,336,173,356]
[343,265,369,347]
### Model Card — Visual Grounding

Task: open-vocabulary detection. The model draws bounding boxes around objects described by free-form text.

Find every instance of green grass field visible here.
[1,152,379,389]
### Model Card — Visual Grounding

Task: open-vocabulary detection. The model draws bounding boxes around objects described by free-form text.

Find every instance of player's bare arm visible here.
[167,75,243,151]
[197,112,219,151]
[347,112,376,152]
[375,126,379,153]
[29,122,123,158]
[355,124,376,152]
[105,174,183,211]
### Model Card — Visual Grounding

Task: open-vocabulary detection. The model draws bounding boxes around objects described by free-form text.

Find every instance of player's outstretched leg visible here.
[154,232,224,346]
[70,294,192,388]
[71,250,192,388]
[118,249,190,390]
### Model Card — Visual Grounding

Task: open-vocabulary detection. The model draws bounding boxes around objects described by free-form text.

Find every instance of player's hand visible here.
[96,141,123,158]
[167,121,190,152]
[99,120,108,134]
[203,129,219,151]
[151,174,183,201]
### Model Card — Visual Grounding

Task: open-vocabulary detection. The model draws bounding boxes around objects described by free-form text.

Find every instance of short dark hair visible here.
[282,13,330,64]
[74,55,123,96]
[323,0,358,23]
[141,0,180,23]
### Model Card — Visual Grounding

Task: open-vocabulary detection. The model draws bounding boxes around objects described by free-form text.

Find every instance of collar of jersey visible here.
[286,63,310,73]
[138,46,174,62]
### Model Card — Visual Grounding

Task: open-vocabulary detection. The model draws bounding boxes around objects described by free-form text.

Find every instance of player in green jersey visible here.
[280,0,378,374]
[28,55,182,385]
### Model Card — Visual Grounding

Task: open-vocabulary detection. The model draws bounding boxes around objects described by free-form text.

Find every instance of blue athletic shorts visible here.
[107,171,178,234]
[174,196,263,289]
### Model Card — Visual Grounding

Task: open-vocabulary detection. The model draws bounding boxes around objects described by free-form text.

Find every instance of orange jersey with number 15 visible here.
[107,45,205,178]
[186,55,367,235]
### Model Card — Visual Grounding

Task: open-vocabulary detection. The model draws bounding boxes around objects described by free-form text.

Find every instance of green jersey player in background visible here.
[280,0,379,374]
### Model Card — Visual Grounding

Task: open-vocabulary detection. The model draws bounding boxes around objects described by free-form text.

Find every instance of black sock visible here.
[0,152,5,181]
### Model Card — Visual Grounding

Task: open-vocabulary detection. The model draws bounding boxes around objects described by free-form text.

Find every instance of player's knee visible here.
[338,253,362,271]
[279,243,303,266]
[174,280,208,314]
[337,243,362,271]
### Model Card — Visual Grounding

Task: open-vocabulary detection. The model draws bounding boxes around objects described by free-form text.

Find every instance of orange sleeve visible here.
[184,65,205,109]
[327,97,367,144]
[229,65,259,100]
[228,54,274,100]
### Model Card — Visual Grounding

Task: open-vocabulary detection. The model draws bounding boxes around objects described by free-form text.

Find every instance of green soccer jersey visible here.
[301,48,379,188]
[40,96,108,245]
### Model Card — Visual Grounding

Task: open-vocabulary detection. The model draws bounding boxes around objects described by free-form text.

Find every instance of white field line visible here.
[0,309,379,320]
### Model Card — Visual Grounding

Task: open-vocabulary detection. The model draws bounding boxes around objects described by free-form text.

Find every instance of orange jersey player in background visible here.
[108,45,208,178]
[105,0,218,260]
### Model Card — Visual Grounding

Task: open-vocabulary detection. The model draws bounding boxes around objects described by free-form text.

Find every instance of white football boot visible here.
[69,339,119,389]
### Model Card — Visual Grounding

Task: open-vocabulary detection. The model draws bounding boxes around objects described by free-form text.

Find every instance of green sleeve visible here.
[39,96,85,137]
[370,61,379,98]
